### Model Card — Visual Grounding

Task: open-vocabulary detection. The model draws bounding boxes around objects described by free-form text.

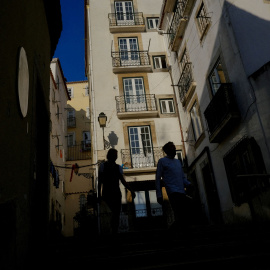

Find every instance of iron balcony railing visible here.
[121,147,164,169]
[111,50,150,68]
[108,12,145,26]
[168,0,188,46]
[67,140,91,161]
[67,117,76,128]
[115,94,157,113]
[178,62,194,102]
[204,83,238,136]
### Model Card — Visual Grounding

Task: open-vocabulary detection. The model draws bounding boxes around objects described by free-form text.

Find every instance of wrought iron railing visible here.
[121,147,164,169]
[67,117,76,128]
[178,62,194,102]
[67,140,91,161]
[111,51,150,67]
[115,94,157,113]
[108,12,145,26]
[168,0,188,46]
[204,83,238,135]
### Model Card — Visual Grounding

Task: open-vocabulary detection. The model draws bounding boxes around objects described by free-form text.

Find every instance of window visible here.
[123,77,146,111]
[223,136,269,206]
[86,107,90,119]
[119,37,139,63]
[85,85,89,96]
[190,101,203,141]
[196,1,211,39]
[67,87,74,98]
[67,110,76,127]
[147,17,159,29]
[160,99,175,114]
[67,132,75,146]
[115,1,134,24]
[153,56,167,69]
[128,126,154,168]
[208,58,226,96]
[82,131,91,150]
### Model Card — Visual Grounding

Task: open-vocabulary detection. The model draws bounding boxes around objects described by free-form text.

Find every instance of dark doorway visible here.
[201,162,222,224]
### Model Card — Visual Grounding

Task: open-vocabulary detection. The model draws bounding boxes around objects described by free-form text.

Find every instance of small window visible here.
[160,99,175,114]
[147,17,159,29]
[67,87,74,98]
[153,56,167,69]
[86,107,90,119]
[190,101,203,141]
[85,85,89,96]
[79,194,87,211]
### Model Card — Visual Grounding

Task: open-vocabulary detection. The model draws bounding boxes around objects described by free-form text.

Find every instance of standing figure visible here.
[156,142,193,234]
[98,148,136,235]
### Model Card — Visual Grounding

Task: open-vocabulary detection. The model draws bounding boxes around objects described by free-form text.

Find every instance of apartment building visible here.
[64,81,94,237]
[85,0,187,233]
[158,0,270,225]
[49,58,70,237]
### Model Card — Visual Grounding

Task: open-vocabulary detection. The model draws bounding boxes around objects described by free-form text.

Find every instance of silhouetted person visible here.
[98,148,136,235]
[156,142,193,235]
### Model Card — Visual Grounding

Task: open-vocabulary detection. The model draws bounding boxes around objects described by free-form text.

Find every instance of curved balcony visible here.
[108,12,145,33]
[115,94,158,119]
[121,147,164,173]
[111,50,152,73]
[168,0,196,51]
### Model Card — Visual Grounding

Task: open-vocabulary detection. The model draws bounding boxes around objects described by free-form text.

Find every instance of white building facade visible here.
[85,0,188,232]
[158,0,270,224]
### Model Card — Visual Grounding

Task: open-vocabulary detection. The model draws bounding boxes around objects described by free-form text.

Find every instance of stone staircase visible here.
[44,224,270,269]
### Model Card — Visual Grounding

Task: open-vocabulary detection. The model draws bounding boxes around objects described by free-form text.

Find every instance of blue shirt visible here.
[155,156,190,198]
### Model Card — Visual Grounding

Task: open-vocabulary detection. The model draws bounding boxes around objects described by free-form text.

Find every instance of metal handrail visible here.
[121,147,164,169]
[168,0,188,45]
[111,50,150,67]
[108,12,145,26]
[177,62,193,102]
[115,94,157,113]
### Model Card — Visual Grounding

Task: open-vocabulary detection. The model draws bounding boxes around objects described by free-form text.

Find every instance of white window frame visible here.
[160,99,175,114]
[147,17,159,29]
[153,55,167,69]
[67,87,74,98]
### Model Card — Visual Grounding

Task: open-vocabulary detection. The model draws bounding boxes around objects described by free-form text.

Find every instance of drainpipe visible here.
[87,3,100,233]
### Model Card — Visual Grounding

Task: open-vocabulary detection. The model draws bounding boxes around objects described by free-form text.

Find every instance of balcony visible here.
[168,0,196,51]
[67,140,91,161]
[108,12,145,33]
[178,63,196,106]
[67,117,76,128]
[204,83,240,143]
[115,94,158,119]
[111,50,152,73]
[121,147,164,173]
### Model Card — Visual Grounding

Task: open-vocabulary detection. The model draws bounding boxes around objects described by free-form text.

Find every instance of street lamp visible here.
[98,112,107,150]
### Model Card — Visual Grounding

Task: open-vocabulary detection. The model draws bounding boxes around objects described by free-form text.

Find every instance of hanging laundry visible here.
[70,163,79,182]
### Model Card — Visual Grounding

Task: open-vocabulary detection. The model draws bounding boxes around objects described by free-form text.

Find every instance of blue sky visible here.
[53,0,86,82]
